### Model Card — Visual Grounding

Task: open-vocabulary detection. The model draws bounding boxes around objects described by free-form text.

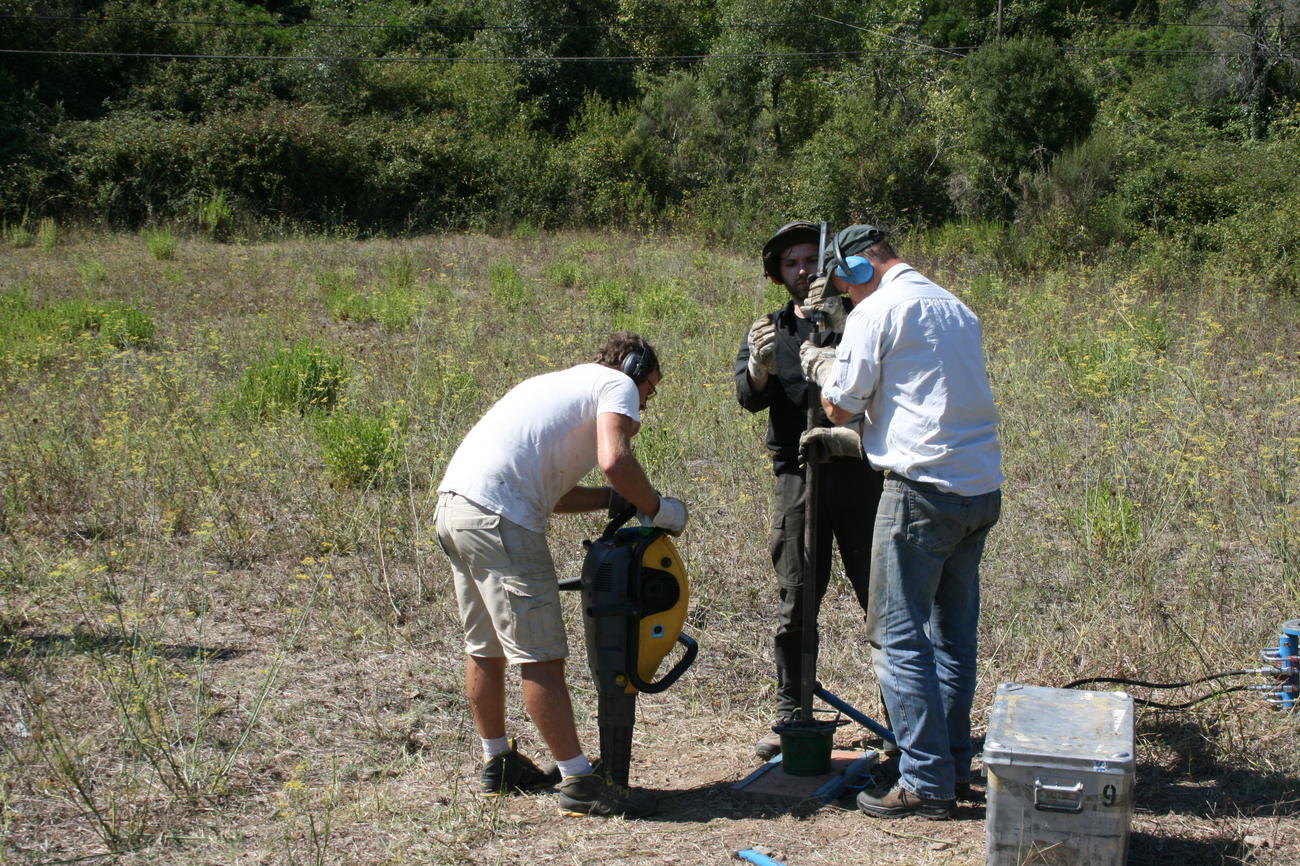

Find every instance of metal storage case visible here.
[984,682,1135,865]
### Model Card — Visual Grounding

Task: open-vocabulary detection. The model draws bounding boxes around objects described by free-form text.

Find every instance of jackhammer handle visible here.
[602,504,638,538]
[628,632,698,695]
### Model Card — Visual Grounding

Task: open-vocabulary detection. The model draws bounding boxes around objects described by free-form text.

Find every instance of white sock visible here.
[482,736,511,760]
[556,754,593,778]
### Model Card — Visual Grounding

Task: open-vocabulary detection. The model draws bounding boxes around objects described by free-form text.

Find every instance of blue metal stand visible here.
[815,685,895,745]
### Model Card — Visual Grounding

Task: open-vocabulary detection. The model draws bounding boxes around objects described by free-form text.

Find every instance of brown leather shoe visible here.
[755,717,794,760]
[857,785,956,820]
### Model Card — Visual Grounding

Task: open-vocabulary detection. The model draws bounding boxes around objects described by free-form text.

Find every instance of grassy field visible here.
[0,227,1297,864]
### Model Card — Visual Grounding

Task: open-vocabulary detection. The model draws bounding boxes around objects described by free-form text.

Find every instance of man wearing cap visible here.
[800,226,1003,820]
[735,221,884,760]
[436,331,687,817]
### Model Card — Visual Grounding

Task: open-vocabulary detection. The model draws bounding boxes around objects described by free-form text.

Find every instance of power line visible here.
[0,47,968,63]
[2,13,814,31]
[0,12,1266,33]
[814,12,965,59]
[0,44,1251,63]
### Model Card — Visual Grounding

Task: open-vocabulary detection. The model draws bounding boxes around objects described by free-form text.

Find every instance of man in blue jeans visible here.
[800,225,1003,820]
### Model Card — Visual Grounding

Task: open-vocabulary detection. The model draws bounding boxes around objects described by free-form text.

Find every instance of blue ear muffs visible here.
[836,254,874,284]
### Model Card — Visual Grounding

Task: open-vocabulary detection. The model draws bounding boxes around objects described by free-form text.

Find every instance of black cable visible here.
[1129,685,1257,710]
[1061,669,1264,691]
[1063,670,1282,711]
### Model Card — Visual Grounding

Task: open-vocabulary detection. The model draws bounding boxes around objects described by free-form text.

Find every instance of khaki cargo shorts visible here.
[434,492,567,663]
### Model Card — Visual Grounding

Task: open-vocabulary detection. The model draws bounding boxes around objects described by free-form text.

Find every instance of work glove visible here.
[799,339,837,389]
[639,496,688,536]
[746,315,778,381]
[800,276,846,334]
[798,427,862,467]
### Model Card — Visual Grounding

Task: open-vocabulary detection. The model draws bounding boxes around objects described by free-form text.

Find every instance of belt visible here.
[883,469,944,495]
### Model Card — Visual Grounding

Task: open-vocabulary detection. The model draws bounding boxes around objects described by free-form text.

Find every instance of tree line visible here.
[1,0,1297,287]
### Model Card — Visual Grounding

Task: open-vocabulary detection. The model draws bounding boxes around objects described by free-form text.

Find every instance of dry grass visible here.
[0,230,1296,864]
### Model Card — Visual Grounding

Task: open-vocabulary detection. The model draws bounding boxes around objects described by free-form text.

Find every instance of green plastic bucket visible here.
[776,721,836,776]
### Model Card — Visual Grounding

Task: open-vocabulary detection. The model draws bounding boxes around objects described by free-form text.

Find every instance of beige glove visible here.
[799,427,862,466]
[799,339,837,388]
[800,276,846,333]
[746,316,777,381]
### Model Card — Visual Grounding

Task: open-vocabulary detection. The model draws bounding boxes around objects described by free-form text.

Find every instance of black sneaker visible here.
[857,785,956,820]
[479,740,561,797]
[556,763,657,817]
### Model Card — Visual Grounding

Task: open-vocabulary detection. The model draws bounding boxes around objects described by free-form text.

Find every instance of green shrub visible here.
[954,36,1097,218]
[381,254,415,291]
[314,404,406,486]
[0,293,155,365]
[235,340,348,419]
[587,279,628,314]
[90,304,156,349]
[375,285,419,331]
[78,259,107,288]
[5,220,34,248]
[143,227,177,261]
[791,92,953,228]
[960,274,1008,312]
[488,263,531,310]
[320,267,366,322]
[631,280,701,333]
[1055,304,1167,403]
[1066,481,1142,551]
[320,264,422,330]
[192,190,233,239]
[545,260,585,288]
[36,217,57,250]
[425,362,479,414]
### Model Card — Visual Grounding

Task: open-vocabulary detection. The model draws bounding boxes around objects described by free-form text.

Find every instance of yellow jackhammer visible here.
[560,506,698,787]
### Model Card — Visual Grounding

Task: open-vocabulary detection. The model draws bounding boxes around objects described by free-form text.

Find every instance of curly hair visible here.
[594,331,659,379]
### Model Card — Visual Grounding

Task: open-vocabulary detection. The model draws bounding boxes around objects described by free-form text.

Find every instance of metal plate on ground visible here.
[733,749,878,802]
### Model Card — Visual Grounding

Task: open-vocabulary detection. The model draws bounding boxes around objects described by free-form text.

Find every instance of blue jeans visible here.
[867,475,1001,800]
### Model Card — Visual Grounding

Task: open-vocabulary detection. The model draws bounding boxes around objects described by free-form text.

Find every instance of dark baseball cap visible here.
[834,224,886,258]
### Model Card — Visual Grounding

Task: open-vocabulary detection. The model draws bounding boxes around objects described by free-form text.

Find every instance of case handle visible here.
[1033,778,1085,813]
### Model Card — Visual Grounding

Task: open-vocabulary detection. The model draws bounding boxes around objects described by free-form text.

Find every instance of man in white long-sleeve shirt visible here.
[800,225,1003,820]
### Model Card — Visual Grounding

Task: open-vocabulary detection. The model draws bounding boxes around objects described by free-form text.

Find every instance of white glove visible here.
[800,276,846,333]
[799,339,837,388]
[639,496,688,536]
[799,427,862,466]
[746,316,777,381]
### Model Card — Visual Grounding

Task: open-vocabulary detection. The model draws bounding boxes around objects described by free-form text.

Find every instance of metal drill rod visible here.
[800,220,831,727]
[800,384,820,723]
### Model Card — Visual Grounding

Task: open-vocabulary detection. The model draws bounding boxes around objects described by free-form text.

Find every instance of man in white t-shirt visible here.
[435,332,687,817]
[800,226,1002,821]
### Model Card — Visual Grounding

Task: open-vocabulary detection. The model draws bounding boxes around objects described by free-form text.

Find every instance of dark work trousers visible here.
[770,457,883,718]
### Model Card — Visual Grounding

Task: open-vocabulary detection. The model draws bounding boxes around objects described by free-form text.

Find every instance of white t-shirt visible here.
[438,363,641,533]
[822,264,1003,497]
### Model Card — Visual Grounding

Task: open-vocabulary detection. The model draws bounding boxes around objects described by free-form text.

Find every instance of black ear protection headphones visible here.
[831,227,882,284]
[621,345,653,385]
